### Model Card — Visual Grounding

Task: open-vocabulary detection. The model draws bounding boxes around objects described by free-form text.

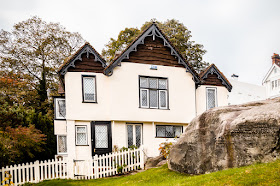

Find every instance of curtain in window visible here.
[83,77,95,101]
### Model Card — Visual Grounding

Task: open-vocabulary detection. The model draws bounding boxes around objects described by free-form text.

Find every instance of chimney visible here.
[231,74,239,80]
[272,53,280,66]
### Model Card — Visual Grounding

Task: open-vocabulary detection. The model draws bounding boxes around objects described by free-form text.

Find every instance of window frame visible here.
[54,97,66,120]
[57,135,67,155]
[206,87,217,110]
[75,125,88,146]
[139,76,169,109]
[82,75,97,103]
[155,125,183,138]
[126,123,143,148]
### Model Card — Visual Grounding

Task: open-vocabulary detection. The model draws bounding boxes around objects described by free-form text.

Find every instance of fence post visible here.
[67,158,74,179]
[93,155,99,179]
[140,147,144,169]
[34,160,40,183]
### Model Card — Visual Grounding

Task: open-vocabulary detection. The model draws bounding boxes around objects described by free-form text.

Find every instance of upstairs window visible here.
[206,88,217,110]
[139,76,168,109]
[156,125,183,138]
[82,75,97,102]
[54,97,66,120]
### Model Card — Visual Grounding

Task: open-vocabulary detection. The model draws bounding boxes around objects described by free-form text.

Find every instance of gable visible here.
[200,64,232,92]
[122,36,185,68]
[262,64,280,84]
[104,23,200,83]
[67,53,105,73]
[59,43,106,76]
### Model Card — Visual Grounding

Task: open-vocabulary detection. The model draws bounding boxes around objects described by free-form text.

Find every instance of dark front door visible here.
[91,121,112,156]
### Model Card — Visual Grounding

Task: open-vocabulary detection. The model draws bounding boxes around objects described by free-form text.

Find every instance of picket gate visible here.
[0,148,144,185]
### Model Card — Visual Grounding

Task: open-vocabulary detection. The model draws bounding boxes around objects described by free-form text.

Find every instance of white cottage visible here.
[263,53,280,99]
[53,23,232,161]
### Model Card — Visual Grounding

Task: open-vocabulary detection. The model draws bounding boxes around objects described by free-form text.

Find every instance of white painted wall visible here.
[54,120,66,135]
[55,62,230,159]
[228,79,266,105]
[196,85,228,115]
[263,64,280,99]
[65,62,196,124]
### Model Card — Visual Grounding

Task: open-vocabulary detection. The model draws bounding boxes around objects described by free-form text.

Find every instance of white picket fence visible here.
[0,148,144,185]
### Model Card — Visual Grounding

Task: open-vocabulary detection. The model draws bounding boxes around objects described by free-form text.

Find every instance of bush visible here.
[159,141,173,159]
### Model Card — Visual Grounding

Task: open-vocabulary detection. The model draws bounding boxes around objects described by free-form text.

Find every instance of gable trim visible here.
[104,23,200,83]
[59,43,107,76]
[262,63,280,85]
[200,64,232,92]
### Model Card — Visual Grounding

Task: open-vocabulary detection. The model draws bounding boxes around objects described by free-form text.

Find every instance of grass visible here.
[26,159,280,186]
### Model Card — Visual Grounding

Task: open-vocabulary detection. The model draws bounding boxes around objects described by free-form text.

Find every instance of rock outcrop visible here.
[168,98,280,174]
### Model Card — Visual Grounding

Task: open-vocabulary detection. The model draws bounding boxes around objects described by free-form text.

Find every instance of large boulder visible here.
[168,98,280,174]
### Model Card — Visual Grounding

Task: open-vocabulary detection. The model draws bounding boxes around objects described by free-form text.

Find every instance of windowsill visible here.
[82,101,98,103]
[139,107,170,110]
[55,118,66,121]
[57,153,68,155]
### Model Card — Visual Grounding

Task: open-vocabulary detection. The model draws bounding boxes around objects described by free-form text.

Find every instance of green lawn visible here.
[27,159,280,186]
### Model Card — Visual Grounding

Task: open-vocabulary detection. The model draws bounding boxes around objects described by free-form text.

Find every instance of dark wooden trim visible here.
[81,75,97,103]
[75,125,88,146]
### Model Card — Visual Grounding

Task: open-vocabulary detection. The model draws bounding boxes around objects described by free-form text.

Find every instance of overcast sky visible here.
[1,0,280,85]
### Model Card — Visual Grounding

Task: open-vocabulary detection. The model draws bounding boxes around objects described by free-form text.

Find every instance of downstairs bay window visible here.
[57,135,67,154]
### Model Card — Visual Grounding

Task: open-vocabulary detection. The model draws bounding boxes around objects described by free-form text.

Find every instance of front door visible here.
[91,121,112,156]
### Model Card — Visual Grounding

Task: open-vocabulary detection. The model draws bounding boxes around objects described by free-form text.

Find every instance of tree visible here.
[0,125,46,167]
[0,16,85,110]
[102,19,209,72]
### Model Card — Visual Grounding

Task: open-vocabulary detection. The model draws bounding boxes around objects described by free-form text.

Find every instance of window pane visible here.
[95,125,108,148]
[58,136,67,153]
[166,126,174,137]
[158,79,167,89]
[156,126,165,137]
[83,77,95,101]
[135,125,141,147]
[149,78,158,89]
[150,90,158,108]
[140,77,148,88]
[77,133,86,145]
[159,90,167,108]
[57,99,66,118]
[77,126,86,133]
[127,125,133,147]
[174,126,182,137]
[141,89,148,107]
[207,89,216,109]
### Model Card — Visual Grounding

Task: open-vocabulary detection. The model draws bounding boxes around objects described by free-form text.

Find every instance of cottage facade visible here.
[54,23,232,161]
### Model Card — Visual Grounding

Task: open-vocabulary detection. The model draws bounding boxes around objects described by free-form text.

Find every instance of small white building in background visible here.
[228,76,266,105]
[262,53,280,99]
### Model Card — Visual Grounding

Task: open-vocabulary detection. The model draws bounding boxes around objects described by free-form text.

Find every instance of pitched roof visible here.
[262,63,280,84]
[58,42,107,76]
[104,23,200,83]
[199,64,232,92]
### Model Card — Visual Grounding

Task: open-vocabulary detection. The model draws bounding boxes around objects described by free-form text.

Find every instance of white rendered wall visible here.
[54,120,66,135]
[65,62,196,124]
[196,85,228,116]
